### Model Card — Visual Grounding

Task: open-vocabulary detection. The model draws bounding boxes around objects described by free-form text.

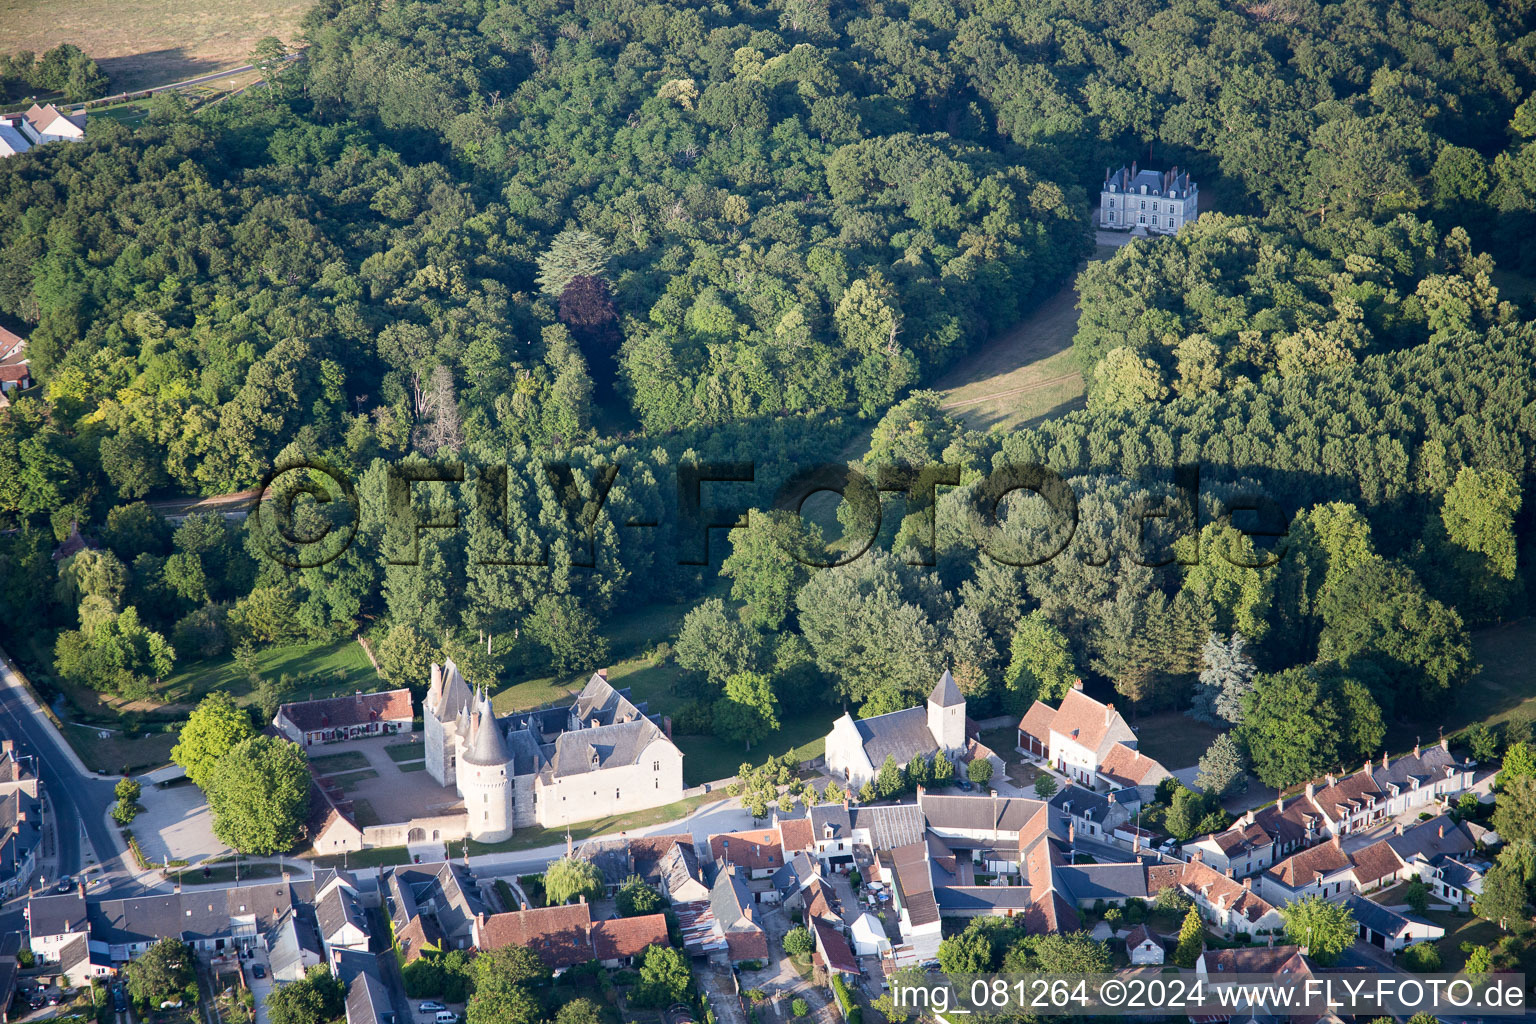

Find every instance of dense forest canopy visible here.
[1,0,1535,785]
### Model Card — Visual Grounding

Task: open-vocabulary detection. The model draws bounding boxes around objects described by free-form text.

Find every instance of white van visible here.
[435,1012,459,1024]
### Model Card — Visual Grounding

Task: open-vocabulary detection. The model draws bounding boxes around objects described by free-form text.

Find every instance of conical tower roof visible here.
[462,689,510,766]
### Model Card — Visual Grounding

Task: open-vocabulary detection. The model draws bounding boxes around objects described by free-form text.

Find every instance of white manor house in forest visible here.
[423,662,685,843]
[1100,162,1198,235]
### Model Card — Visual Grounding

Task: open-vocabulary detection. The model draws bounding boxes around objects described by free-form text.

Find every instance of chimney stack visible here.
[520,902,528,911]
[1440,735,1449,753]
[1438,825,1445,839]
[579,894,586,904]
[1414,739,1420,758]
[1105,703,1114,725]
[1190,850,1203,864]
[1276,794,1285,812]
[1305,782,1315,799]
[1072,678,1083,691]
[1383,751,1390,769]
[1242,877,1251,890]
[598,667,608,681]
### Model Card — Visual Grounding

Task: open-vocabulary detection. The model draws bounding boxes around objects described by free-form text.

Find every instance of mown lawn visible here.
[1422,909,1503,971]
[156,636,377,710]
[1387,618,1536,750]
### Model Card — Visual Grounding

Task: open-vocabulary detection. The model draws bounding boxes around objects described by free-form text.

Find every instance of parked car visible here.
[57,875,72,892]
[252,964,266,979]
[956,777,973,791]
[419,1003,447,1013]
[113,987,128,1012]
[435,1012,460,1024]
[48,995,62,1006]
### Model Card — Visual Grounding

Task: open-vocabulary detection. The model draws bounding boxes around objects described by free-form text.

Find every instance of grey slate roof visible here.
[266,907,322,980]
[809,804,854,839]
[853,707,938,770]
[91,883,294,946]
[463,693,511,767]
[1386,817,1474,863]
[390,863,482,943]
[921,794,1046,834]
[1345,894,1413,939]
[1055,863,1149,902]
[27,892,87,938]
[316,885,367,942]
[1438,858,1483,889]
[933,886,1035,912]
[770,852,819,894]
[929,669,963,708]
[340,951,397,1024]
[549,718,664,778]
[709,868,760,936]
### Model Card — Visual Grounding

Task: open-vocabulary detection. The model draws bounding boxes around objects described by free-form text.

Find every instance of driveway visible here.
[696,965,746,1024]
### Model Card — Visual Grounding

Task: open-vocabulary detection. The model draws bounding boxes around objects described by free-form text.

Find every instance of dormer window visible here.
[1140,185,1147,194]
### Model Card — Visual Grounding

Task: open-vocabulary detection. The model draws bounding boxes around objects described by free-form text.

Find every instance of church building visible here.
[823,670,967,790]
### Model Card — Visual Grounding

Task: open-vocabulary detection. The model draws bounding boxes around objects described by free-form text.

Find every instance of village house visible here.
[709,864,770,965]
[1146,855,1284,938]
[384,862,483,957]
[471,902,667,972]
[1017,684,1171,792]
[88,881,298,961]
[1345,894,1443,953]
[0,742,42,898]
[274,690,414,747]
[1386,816,1489,909]
[1189,742,1473,877]
[1124,924,1165,966]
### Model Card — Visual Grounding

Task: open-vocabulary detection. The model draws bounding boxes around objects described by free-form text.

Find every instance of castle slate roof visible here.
[463,694,511,767]
[429,661,474,722]
[548,718,664,778]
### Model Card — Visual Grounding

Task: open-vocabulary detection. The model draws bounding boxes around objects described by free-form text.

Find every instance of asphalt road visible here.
[0,650,121,881]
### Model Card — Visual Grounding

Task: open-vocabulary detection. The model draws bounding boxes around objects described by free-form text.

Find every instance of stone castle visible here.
[424,662,686,843]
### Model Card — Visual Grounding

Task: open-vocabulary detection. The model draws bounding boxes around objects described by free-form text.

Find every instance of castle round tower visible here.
[457,689,515,843]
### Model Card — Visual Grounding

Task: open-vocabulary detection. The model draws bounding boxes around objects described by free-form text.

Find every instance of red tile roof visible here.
[278,689,414,732]
[709,829,785,872]
[1049,688,1127,752]
[591,914,668,961]
[1098,743,1168,786]
[477,904,593,968]
[1347,840,1405,887]
[778,818,814,853]
[1268,838,1352,888]
[812,918,860,974]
